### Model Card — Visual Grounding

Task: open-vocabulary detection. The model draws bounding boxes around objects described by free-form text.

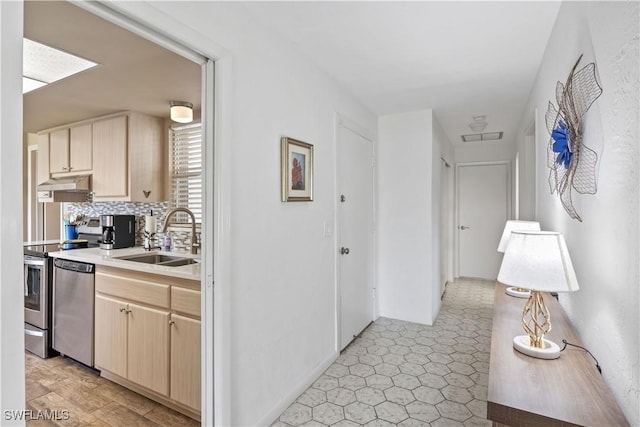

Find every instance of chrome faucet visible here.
[162,208,200,255]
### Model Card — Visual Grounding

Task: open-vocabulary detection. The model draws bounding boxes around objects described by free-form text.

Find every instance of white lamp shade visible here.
[170,101,193,123]
[497,231,579,293]
[497,220,541,253]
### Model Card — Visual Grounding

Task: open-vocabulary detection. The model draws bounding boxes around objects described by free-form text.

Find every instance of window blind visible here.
[170,122,202,224]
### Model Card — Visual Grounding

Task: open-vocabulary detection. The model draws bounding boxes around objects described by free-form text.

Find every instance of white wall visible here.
[377,109,437,325]
[0,1,27,424]
[515,2,639,424]
[110,2,377,425]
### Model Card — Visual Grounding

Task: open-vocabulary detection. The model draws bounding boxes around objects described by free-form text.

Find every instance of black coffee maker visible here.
[100,215,135,249]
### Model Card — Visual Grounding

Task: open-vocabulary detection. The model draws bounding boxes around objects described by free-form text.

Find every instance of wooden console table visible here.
[488,283,629,426]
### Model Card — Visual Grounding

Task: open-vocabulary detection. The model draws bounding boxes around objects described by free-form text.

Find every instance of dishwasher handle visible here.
[53,258,95,274]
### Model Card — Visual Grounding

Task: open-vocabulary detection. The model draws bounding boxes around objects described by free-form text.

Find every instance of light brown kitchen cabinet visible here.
[69,124,93,172]
[170,286,201,411]
[91,116,128,198]
[127,302,170,396]
[170,314,201,411]
[94,266,200,420]
[48,124,92,175]
[94,294,128,378]
[37,111,164,201]
[49,129,69,174]
[92,112,164,201]
[95,294,170,396]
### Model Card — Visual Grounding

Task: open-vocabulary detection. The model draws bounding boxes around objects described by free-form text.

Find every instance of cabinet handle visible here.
[169,320,176,326]
[119,307,126,312]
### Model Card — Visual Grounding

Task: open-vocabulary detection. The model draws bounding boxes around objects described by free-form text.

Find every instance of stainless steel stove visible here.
[23,243,56,358]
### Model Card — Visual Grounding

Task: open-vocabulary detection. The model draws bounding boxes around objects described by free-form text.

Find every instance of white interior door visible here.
[337,122,374,350]
[458,163,509,280]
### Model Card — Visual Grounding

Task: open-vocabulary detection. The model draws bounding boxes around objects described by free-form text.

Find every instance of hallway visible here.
[274,278,495,426]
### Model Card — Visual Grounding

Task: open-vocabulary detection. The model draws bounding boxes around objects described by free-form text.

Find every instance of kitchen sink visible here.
[159,258,199,267]
[115,253,198,267]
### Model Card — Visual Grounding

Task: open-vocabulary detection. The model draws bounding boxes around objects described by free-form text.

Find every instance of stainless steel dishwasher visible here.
[52,258,95,367]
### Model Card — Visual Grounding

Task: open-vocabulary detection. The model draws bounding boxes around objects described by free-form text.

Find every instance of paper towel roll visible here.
[145,215,156,234]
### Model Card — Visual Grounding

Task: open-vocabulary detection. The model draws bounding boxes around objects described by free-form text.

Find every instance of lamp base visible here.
[513,335,560,359]
[505,287,531,298]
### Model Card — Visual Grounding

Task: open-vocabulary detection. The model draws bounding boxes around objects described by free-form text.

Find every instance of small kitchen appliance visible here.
[100,214,135,249]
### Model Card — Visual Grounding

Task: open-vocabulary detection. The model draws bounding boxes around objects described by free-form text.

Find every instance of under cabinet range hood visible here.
[37,175,91,202]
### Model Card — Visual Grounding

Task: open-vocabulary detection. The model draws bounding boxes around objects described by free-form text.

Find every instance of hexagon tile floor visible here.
[273,278,495,427]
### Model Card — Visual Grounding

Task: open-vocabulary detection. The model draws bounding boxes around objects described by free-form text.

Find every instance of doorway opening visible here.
[456,161,511,280]
[20,1,221,425]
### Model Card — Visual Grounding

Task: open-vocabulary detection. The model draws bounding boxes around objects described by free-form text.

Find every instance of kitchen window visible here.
[169,122,202,224]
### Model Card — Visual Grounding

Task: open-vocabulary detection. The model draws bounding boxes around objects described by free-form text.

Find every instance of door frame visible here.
[334,113,376,351]
[454,160,512,278]
[524,111,538,220]
[43,2,233,425]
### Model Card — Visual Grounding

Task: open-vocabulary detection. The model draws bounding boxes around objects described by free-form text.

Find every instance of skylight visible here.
[23,38,98,94]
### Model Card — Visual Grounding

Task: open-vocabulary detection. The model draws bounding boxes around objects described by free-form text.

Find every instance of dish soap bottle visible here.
[163,234,172,252]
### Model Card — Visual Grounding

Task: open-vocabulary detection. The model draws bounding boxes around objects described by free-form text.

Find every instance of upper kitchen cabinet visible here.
[49,125,93,175]
[92,112,164,202]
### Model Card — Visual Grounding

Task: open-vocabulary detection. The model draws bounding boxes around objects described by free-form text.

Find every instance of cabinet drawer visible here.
[96,271,170,309]
[171,287,200,318]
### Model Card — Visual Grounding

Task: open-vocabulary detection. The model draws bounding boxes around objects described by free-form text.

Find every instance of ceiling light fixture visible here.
[461,131,503,142]
[23,38,98,94]
[468,115,488,132]
[170,101,193,123]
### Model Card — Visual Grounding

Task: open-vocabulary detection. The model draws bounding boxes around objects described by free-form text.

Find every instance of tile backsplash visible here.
[66,201,199,252]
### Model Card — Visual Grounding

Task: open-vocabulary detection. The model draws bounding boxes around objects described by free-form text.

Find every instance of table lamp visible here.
[497,231,579,359]
[497,220,541,298]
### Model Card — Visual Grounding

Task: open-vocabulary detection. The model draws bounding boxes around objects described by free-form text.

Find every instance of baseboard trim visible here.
[257,351,339,426]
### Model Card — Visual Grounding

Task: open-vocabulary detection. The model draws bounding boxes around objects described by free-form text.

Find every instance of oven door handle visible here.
[24,329,44,337]
[24,258,45,267]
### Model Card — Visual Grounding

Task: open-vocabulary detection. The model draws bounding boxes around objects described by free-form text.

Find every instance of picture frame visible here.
[281,137,314,202]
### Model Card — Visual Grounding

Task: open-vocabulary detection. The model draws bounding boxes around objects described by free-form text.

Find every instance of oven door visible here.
[24,256,48,328]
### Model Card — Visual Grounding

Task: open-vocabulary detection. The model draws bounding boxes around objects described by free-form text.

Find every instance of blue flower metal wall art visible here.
[545,54,602,221]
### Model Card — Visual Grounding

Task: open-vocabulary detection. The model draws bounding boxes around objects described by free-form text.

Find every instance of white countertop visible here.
[48,246,201,281]
[24,240,61,246]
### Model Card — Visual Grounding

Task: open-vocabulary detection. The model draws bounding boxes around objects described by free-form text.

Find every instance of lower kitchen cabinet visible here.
[171,314,201,411]
[128,302,170,396]
[95,295,170,396]
[94,266,200,419]
[94,295,128,378]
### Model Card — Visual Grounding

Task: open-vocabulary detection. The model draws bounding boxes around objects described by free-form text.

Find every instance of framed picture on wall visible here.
[281,137,314,202]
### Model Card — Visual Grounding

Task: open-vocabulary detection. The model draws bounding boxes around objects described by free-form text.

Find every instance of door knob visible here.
[340,247,350,255]
[460,225,470,230]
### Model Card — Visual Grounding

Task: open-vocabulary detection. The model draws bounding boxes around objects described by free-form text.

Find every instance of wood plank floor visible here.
[25,351,198,426]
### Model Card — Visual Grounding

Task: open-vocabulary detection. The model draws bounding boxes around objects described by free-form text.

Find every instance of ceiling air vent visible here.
[461,131,503,143]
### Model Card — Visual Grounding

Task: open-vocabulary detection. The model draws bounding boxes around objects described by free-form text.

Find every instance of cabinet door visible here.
[93,116,128,198]
[69,124,92,173]
[127,303,170,396]
[49,129,69,174]
[37,133,50,185]
[170,314,201,411]
[94,295,128,378]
